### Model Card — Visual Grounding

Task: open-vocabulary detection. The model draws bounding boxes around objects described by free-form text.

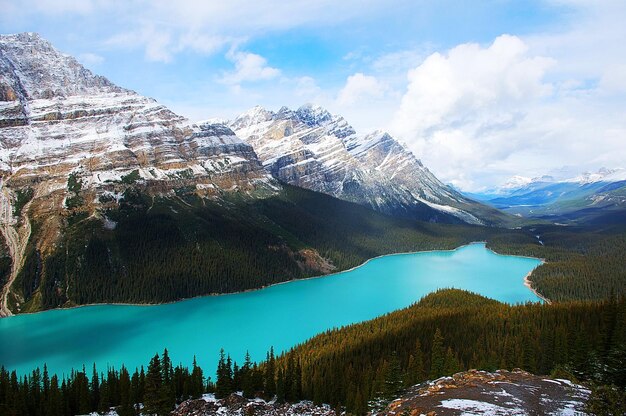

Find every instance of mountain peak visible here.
[230,105,274,130]
[0,32,126,100]
[295,103,333,126]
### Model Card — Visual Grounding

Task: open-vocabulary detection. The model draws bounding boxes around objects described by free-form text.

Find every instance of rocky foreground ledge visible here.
[171,369,590,416]
[172,394,335,416]
[382,369,590,416]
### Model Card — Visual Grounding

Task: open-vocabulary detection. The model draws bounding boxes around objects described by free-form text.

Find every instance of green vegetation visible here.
[488,224,626,301]
[270,289,625,413]
[120,170,140,185]
[12,188,33,218]
[1,290,624,415]
[64,172,83,209]
[0,349,205,416]
[14,186,489,311]
[9,184,626,312]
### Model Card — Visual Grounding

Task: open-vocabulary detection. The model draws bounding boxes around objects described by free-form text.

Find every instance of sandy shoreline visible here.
[524,272,551,304]
[3,241,548,317]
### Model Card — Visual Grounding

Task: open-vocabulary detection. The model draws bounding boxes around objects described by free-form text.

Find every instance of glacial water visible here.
[0,243,541,377]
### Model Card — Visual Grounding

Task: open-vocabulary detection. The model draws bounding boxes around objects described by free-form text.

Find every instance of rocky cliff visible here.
[228,105,502,225]
[0,33,276,316]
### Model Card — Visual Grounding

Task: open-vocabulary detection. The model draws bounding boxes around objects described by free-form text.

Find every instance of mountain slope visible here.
[228,105,508,226]
[0,33,287,315]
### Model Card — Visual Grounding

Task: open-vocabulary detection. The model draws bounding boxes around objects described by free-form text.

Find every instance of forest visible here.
[1,289,624,415]
[2,187,626,415]
[10,185,626,313]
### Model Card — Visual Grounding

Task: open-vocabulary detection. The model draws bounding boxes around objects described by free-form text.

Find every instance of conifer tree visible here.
[215,349,233,399]
[90,364,99,410]
[264,347,276,398]
[190,356,204,399]
[276,368,286,403]
[429,328,445,379]
[242,351,255,398]
[48,375,63,416]
[118,366,133,416]
[144,354,163,414]
[160,349,175,411]
[443,347,461,375]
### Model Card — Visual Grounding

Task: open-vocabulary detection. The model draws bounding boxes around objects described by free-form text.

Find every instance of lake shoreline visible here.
[524,272,551,304]
[3,241,547,318]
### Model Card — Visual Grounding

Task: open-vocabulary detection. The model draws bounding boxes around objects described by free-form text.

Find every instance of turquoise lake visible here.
[0,243,542,377]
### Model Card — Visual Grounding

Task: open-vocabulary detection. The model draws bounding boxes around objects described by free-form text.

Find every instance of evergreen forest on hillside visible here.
[8,185,626,313]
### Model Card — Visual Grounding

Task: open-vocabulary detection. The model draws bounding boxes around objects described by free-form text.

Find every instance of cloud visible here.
[220,49,281,85]
[104,25,233,63]
[336,73,386,106]
[78,52,104,66]
[2,0,399,63]
[390,35,559,190]
[294,76,321,98]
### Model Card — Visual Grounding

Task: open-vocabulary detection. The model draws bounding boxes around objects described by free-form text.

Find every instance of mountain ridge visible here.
[226,103,507,226]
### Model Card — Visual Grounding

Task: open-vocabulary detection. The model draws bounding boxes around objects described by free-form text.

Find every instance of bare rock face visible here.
[172,394,335,416]
[0,33,276,316]
[382,369,591,416]
[0,33,272,196]
[229,104,492,225]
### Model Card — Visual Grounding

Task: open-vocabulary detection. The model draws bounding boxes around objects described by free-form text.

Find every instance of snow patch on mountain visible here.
[229,104,495,225]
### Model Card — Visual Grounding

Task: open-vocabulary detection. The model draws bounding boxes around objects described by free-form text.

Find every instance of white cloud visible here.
[337,73,386,106]
[294,76,321,98]
[105,25,233,63]
[220,49,281,85]
[390,35,561,190]
[391,28,626,190]
[78,52,104,66]
[393,35,554,139]
[3,0,399,63]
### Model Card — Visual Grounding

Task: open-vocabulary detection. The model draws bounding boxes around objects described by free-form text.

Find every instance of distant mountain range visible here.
[466,168,626,224]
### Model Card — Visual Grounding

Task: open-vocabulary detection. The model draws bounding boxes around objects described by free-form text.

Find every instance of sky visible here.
[1,0,625,191]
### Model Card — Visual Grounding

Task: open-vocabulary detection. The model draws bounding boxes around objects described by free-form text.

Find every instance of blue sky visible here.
[1,0,625,190]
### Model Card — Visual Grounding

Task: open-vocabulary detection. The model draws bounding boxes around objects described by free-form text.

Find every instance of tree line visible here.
[2,289,624,415]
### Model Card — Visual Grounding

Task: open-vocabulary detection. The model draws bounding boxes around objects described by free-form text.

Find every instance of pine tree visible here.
[77,368,91,414]
[430,328,445,379]
[118,366,134,416]
[215,349,233,399]
[48,375,63,416]
[131,370,141,415]
[264,347,276,398]
[144,354,164,415]
[443,347,461,375]
[293,359,303,399]
[384,352,403,400]
[159,349,175,412]
[190,356,204,399]
[90,364,100,410]
[276,368,286,403]
[404,340,426,386]
[242,351,254,398]
[284,354,295,401]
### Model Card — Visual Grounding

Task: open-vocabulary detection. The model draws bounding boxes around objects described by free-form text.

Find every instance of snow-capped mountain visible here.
[468,168,626,224]
[567,167,626,185]
[482,168,626,198]
[228,104,502,225]
[0,33,277,316]
[0,32,271,196]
